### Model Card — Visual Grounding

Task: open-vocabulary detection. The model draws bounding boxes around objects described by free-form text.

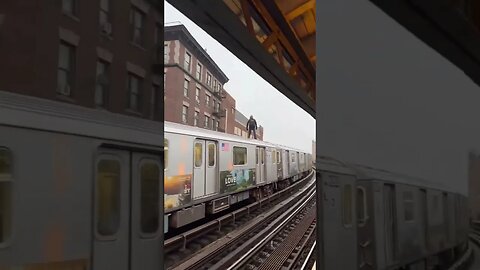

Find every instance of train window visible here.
[277,151,281,164]
[403,191,415,221]
[272,150,276,164]
[260,149,264,165]
[164,139,168,171]
[96,159,121,237]
[233,147,247,166]
[255,148,259,165]
[357,187,368,226]
[140,161,160,236]
[208,144,216,167]
[291,153,295,163]
[342,184,353,227]
[194,143,203,167]
[0,148,12,244]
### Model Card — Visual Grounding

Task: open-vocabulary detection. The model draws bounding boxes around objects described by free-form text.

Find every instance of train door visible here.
[420,189,428,251]
[322,173,357,270]
[256,147,266,184]
[193,139,218,198]
[384,184,397,265]
[276,149,283,180]
[357,182,375,269]
[92,148,162,270]
[283,150,289,177]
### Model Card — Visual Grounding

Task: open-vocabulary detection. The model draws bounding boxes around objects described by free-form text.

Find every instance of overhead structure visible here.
[167,0,316,118]
[369,0,480,88]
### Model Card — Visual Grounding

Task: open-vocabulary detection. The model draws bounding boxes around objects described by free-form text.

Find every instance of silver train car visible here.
[164,121,313,233]
[318,156,470,270]
[0,91,163,270]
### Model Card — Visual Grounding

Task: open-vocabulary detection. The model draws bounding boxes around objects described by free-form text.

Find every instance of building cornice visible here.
[165,25,229,84]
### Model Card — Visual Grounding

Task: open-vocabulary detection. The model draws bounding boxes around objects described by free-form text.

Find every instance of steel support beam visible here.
[167,0,315,117]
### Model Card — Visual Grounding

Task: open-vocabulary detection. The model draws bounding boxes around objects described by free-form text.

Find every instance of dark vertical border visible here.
[153,0,165,267]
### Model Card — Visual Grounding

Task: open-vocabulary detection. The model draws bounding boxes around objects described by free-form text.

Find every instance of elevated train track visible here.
[165,171,316,270]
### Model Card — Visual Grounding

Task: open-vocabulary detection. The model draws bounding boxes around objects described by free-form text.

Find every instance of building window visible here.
[233,147,247,165]
[57,42,75,96]
[164,44,168,63]
[194,143,202,167]
[62,0,77,16]
[96,159,121,237]
[216,121,219,131]
[195,87,200,103]
[184,52,191,72]
[211,118,215,129]
[194,111,199,126]
[196,63,202,80]
[151,85,159,119]
[213,79,217,91]
[130,7,145,46]
[205,116,209,128]
[140,161,160,235]
[206,73,212,87]
[99,0,110,29]
[404,191,415,221]
[0,148,13,244]
[205,95,210,107]
[183,79,189,97]
[127,73,142,111]
[342,184,353,227]
[182,105,188,123]
[95,60,109,107]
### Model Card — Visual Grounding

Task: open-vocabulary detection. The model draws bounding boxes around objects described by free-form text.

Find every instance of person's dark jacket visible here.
[246,118,257,131]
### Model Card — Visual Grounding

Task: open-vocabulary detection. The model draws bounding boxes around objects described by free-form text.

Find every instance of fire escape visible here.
[212,87,227,132]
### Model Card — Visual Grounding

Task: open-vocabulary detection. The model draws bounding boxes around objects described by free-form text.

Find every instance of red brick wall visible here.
[164,36,227,131]
[0,0,163,121]
[223,90,236,134]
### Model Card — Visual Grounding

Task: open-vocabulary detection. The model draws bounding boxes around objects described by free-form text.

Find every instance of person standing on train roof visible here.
[246,115,258,139]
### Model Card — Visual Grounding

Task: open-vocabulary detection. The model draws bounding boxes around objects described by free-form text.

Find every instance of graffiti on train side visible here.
[220,169,256,193]
[164,174,192,210]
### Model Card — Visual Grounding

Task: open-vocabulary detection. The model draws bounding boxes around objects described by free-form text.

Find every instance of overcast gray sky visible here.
[165,2,315,154]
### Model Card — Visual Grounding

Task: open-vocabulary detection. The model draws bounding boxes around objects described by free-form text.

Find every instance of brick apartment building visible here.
[164,24,264,140]
[0,0,163,121]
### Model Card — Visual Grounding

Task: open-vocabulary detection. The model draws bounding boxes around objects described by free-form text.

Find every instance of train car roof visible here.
[165,121,308,154]
[0,91,163,148]
[316,156,357,175]
[317,155,453,193]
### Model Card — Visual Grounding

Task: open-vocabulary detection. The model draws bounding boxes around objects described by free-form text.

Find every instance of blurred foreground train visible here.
[317,156,470,270]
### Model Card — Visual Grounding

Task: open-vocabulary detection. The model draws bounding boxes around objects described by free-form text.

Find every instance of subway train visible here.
[164,121,313,233]
[0,90,312,270]
[0,91,165,270]
[317,156,470,270]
